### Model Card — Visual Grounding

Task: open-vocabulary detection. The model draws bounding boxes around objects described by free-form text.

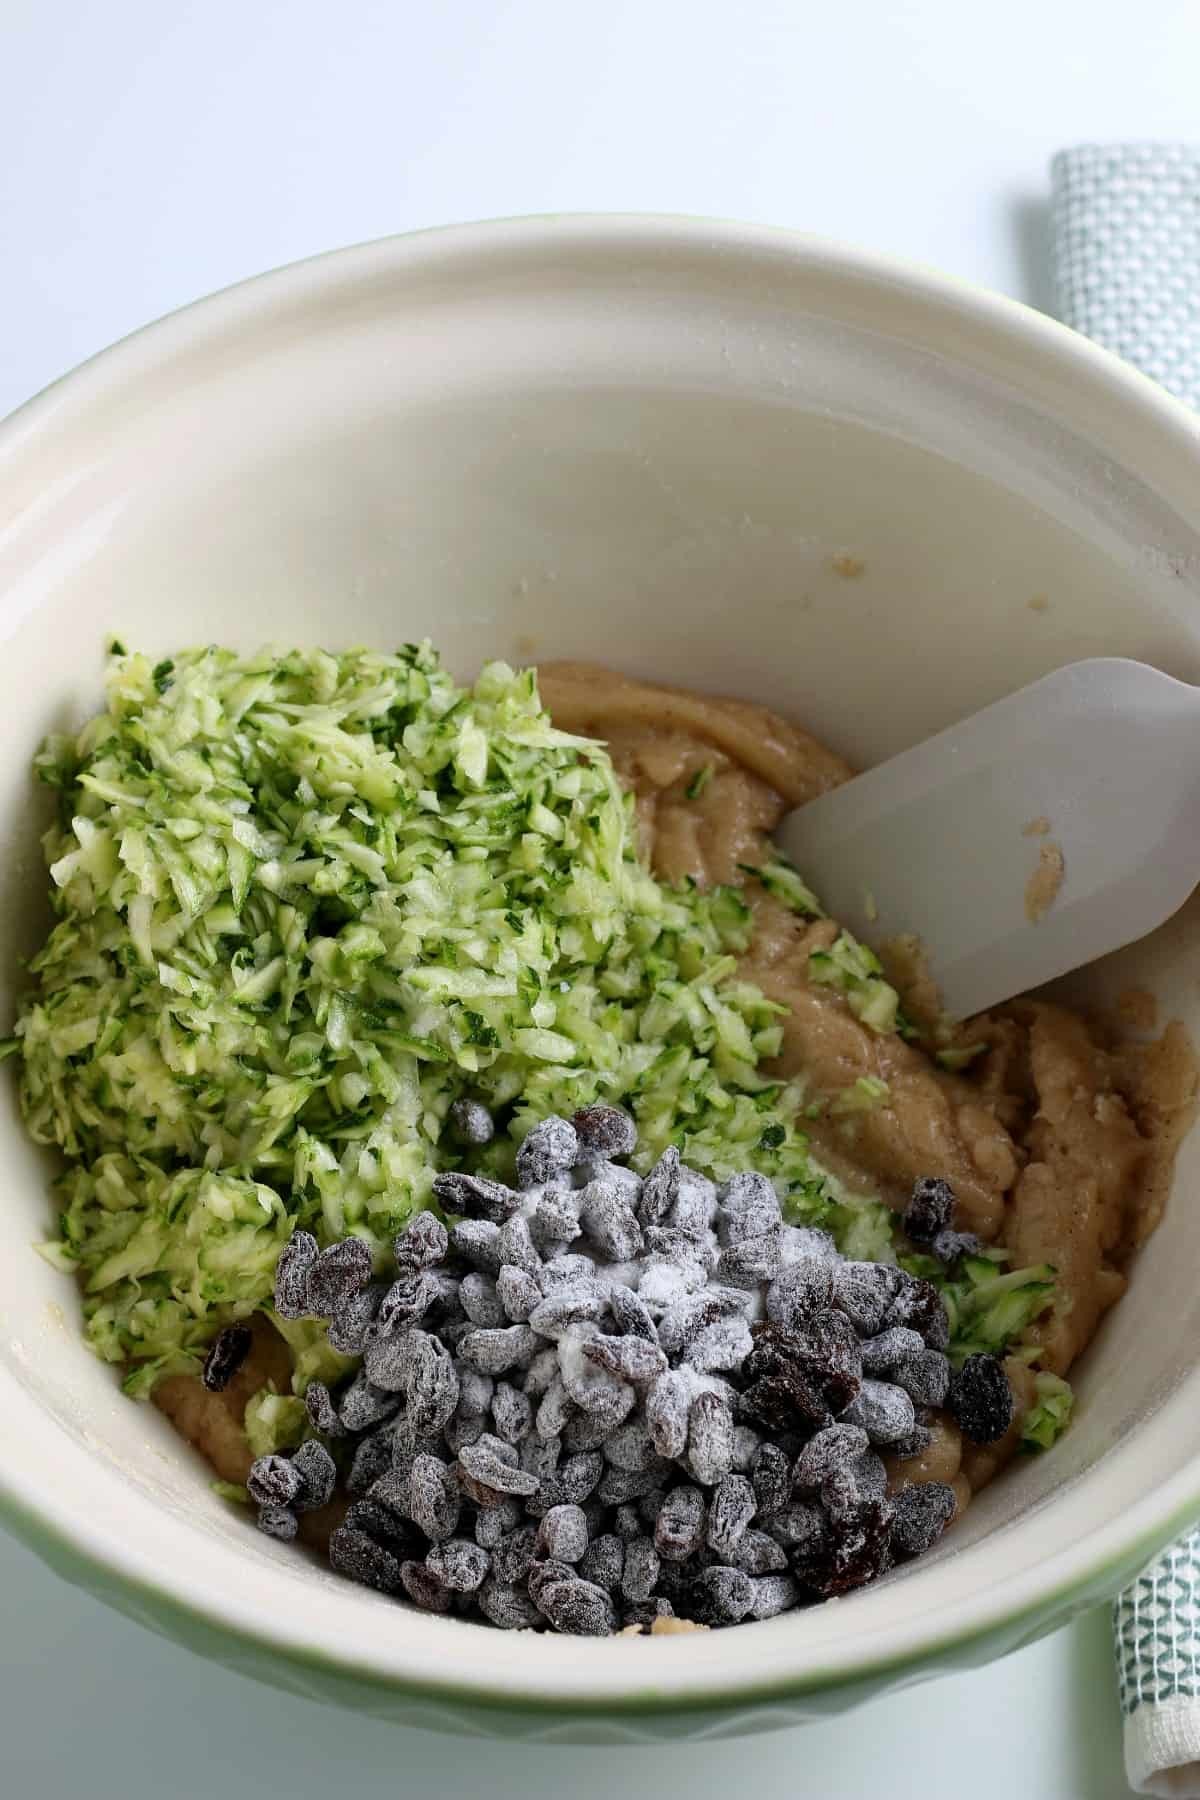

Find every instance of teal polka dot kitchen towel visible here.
[1052,143,1200,1796]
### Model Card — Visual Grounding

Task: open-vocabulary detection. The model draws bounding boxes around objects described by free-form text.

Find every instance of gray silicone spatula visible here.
[775,657,1198,1022]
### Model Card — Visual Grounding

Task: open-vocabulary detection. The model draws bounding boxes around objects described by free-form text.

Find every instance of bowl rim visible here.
[4,210,1200,1716]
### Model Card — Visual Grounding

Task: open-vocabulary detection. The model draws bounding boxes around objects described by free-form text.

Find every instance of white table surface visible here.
[4,1,1195,1792]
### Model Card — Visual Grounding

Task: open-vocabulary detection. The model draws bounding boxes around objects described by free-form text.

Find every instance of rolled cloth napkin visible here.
[1050,143,1200,1796]
[1051,142,1200,408]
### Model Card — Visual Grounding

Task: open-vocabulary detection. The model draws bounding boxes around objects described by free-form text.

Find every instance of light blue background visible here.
[4,2,1196,1793]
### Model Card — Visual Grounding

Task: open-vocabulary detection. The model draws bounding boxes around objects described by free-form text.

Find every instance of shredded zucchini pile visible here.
[16,645,896,1392]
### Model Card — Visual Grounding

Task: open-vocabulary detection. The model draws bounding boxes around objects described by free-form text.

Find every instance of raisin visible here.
[638,1147,682,1226]
[595,1465,665,1505]
[538,1254,595,1291]
[520,1432,562,1479]
[516,1116,580,1188]
[329,1525,405,1594]
[291,1439,337,1511]
[619,1536,661,1602]
[407,1454,461,1541]
[457,1367,495,1419]
[329,1279,388,1354]
[654,1485,707,1562]
[535,1377,574,1442]
[847,1450,889,1501]
[401,1560,453,1614]
[613,1505,642,1542]
[458,1325,541,1375]
[375,1271,440,1336]
[718,1172,781,1240]
[792,1423,870,1492]
[904,1176,957,1244]
[434,1171,522,1224]
[687,1565,755,1625]
[346,1427,397,1495]
[841,1378,916,1446]
[247,1454,302,1509]
[343,1500,423,1557]
[608,1285,660,1344]
[731,1528,789,1575]
[460,1272,505,1327]
[949,1353,1013,1444]
[497,1213,541,1275]
[536,1504,590,1564]
[529,1286,606,1338]
[526,1452,604,1517]
[585,1334,668,1385]
[580,1534,626,1591]
[563,1407,626,1454]
[457,1441,540,1504]
[931,1229,984,1266]
[657,1289,745,1358]
[579,1184,643,1261]
[361,1332,418,1395]
[886,1273,950,1350]
[406,1334,460,1435]
[892,1347,951,1409]
[426,1538,491,1592]
[536,1578,616,1636]
[528,1197,583,1248]
[478,1581,542,1629]
[491,1380,533,1445]
[395,1209,449,1270]
[891,1481,957,1557]
[751,1442,793,1518]
[257,1504,298,1542]
[491,1524,539,1585]
[707,1474,757,1556]
[603,1421,666,1474]
[646,1370,691,1460]
[718,1232,784,1286]
[448,1098,494,1147]
[450,1220,504,1272]
[306,1236,374,1317]
[741,1313,862,1429]
[273,1230,319,1320]
[687,1390,735,1484]
[805,1494,893,1598]
[764,1259,836,1331]
[474,1497,523,1550]
[305,1379,347,1438]
[202,1324,253,1392]
[750,1574,799,1619]
[831,1261,897,1336]
[770,1500,830,1568]
[572,1104,638,1160]
[860,1326,925,1377]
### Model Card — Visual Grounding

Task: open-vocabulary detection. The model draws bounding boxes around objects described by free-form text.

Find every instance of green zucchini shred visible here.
[1020,1372,1075,1452]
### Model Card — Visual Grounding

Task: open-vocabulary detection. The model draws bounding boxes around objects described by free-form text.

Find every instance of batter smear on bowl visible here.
[10,645,1196,1633]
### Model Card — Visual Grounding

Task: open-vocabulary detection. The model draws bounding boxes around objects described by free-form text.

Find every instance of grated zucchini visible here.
[16,642,884,1390]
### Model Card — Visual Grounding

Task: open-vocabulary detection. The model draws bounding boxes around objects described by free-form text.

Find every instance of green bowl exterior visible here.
[4,1477,1199,1741]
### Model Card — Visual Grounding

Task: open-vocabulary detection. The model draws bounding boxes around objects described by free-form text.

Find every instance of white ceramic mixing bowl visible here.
[3,217,1200,1741]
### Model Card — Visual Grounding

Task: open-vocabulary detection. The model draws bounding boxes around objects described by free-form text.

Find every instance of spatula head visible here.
[775,659,1200,1021]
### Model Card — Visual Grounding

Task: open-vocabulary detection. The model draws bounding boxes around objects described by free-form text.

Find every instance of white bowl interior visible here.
[4,220,1200,1713]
